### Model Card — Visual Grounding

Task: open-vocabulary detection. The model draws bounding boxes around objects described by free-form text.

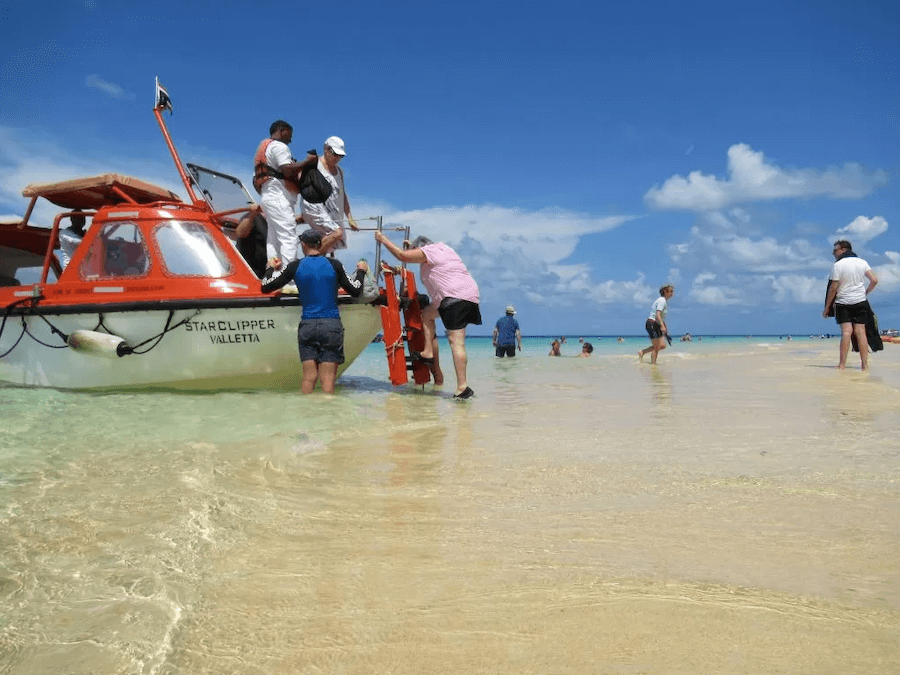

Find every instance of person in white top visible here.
[301,136,359,254]
[253,121,316,270]
[822,239,878,370]
[638,284,674,364]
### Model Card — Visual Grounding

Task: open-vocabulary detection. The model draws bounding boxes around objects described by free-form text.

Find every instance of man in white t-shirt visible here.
[252,121,316,270]
[300,136,359,254]
[638,285,674,364]
[822,239,878,370]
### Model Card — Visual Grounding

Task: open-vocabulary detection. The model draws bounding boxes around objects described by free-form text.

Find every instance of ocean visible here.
[1,336,899,674]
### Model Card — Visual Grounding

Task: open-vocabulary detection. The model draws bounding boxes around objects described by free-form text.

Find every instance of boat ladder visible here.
[379,265,431,386]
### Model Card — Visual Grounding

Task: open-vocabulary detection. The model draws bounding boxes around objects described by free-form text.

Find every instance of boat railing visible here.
[347,216,411,283]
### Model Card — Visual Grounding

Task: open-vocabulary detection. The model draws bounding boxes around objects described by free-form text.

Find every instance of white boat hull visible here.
[0,301,383,390]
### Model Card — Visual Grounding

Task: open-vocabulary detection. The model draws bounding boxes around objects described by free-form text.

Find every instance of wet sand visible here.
[1,339,899,673]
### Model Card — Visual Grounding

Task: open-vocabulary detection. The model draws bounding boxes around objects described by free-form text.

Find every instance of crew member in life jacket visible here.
[234,204,268,278]
[253,120,317,271]
[300,136,359,255]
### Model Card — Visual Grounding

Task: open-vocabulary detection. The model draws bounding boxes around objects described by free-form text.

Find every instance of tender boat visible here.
[0,84,384,390]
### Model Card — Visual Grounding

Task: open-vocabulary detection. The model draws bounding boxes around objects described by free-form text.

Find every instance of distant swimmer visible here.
[579,342,593,357]
[638,284,673,365]
[548,339,561,356]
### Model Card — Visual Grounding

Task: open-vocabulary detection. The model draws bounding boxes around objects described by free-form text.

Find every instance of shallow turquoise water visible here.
[1,336,898,674]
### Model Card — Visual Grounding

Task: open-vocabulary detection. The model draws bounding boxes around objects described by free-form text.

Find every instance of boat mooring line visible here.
[1,303,202,359]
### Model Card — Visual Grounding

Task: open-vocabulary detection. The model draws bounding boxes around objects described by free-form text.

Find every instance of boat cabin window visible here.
[79,222,150,280]
[154,221,232,277]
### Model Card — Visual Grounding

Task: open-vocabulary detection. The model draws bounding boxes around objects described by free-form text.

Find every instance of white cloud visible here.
[380,204,635,266]
[644,143,888,211]
[0,126,186,226]
[84,75,135,101]
[355,203,648,310]
[690,284,741,305]
[768,274,824,304]
[874,251,900,293]
[833,215,888,244]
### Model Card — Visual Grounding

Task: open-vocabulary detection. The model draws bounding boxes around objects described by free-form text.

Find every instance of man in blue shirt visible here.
[262,229,367,393]
[492,305,522,357]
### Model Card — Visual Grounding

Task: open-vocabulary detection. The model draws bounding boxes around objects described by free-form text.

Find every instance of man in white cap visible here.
[300,136,358,254]
[492,305,522,357]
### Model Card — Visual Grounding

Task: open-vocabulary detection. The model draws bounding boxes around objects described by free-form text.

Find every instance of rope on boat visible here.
[0,320,26,359]
[22,313,69,349]
[127,309,201,354]
[0,297,38,358]
[0,302,201,358]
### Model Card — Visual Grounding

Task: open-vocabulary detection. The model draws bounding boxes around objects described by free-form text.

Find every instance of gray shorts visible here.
[297,318,345,363]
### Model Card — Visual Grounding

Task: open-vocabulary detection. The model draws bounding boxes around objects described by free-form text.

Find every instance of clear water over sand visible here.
[2,337,898,673]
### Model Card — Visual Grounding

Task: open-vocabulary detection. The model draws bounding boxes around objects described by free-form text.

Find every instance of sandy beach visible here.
[1,337,898,673]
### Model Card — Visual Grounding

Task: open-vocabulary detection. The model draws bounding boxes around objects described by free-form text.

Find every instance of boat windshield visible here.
[154,221,233,277]
[186,164,255,222]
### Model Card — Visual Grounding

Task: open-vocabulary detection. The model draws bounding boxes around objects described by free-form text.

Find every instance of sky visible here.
[1,0,898,336]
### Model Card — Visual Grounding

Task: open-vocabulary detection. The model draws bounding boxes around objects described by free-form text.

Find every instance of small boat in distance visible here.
[0,82,382,390]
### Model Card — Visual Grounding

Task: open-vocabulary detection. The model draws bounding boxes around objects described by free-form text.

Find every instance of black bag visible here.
[298,150,332,204]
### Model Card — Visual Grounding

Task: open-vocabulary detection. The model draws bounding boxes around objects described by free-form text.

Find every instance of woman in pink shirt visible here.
[375,232,481,399]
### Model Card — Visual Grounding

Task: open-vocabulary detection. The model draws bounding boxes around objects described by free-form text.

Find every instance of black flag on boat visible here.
[155,77,173,114]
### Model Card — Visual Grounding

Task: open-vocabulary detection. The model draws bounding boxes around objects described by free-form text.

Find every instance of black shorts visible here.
[834,300,870,325]
[495,345,516,357]
[645,319,663,339]
[438,298,482,331]
[297,317,344,363]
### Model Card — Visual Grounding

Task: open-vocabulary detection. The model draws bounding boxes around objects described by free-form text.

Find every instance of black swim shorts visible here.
[438,298,483,331]
[645,318,663,339]
[297,317,345,363]
[834,300,870,325]
[495,345,516,357]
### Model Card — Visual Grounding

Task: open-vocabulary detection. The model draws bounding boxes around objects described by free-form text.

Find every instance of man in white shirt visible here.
[822,239,878,370]
[300,136,358,254]
[252,121,316,270]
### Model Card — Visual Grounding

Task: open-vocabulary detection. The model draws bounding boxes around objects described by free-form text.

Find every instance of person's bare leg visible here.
[838,323,853,369]
[650,337,666,364]
[430,337,444,385]
[854,323,870,370]
[318,362,338,393]
[420,304,439,359]
[446,327,468,395]
[301,360,319,393]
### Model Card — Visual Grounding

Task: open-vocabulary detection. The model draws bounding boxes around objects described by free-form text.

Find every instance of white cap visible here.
[325,136,346,156]
[506,305,516,314]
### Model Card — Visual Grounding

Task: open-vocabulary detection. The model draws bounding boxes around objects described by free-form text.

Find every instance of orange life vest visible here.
[252,138,299,195]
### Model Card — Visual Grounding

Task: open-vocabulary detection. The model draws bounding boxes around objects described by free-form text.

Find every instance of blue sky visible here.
[1,0,897,336]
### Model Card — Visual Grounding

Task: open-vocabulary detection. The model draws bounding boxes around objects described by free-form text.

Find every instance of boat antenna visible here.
[153,77,202,205]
